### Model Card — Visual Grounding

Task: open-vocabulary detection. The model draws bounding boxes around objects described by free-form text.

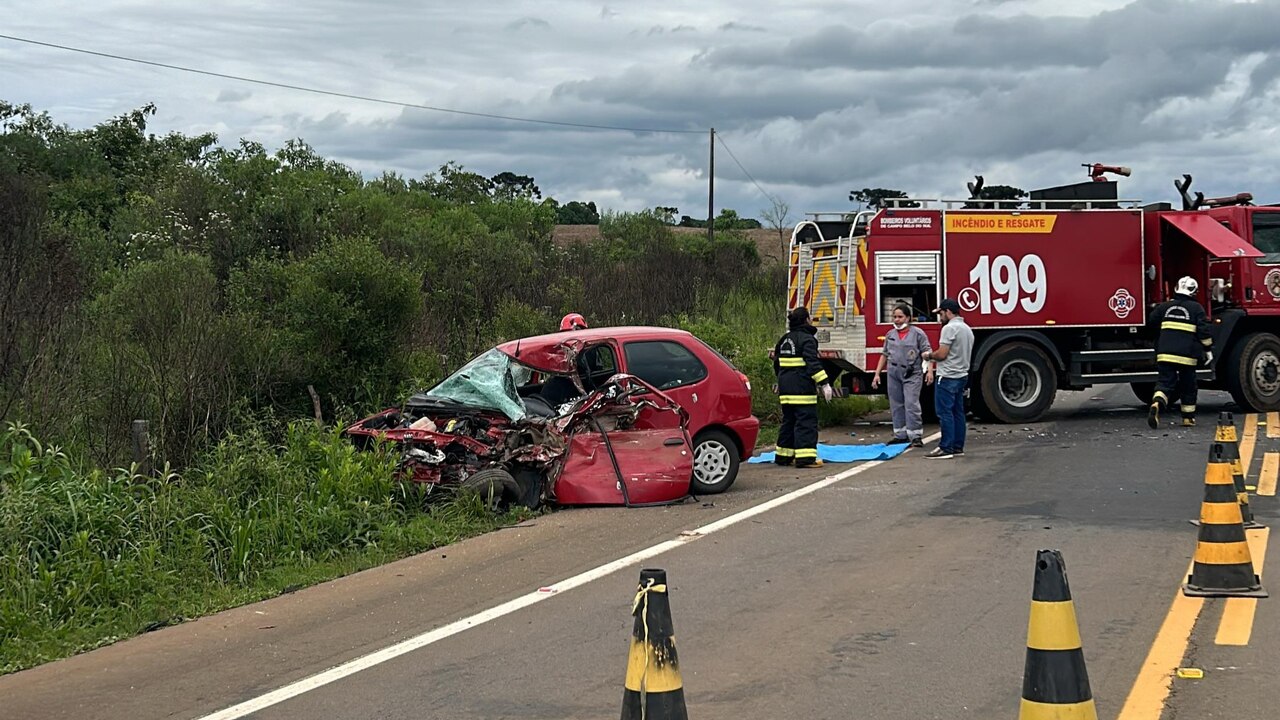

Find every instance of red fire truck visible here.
[787,168,1280,423]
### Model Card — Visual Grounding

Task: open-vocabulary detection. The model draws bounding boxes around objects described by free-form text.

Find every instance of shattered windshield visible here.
[424,349,530,421]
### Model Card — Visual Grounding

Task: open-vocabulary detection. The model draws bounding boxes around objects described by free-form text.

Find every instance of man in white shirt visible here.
[921,298,974,459]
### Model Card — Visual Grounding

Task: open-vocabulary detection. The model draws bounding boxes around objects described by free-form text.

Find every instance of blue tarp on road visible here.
[747,442,911,464]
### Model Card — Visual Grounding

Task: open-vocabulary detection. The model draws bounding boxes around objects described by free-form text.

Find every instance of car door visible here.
[552,375,693,506]
[618,339,712,432]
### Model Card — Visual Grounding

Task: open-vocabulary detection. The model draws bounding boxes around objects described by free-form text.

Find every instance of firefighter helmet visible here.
[560,313,588,331]
[1176,276,1199,295]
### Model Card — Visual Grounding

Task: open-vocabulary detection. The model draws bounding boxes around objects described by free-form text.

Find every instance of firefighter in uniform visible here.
[1147,276,1213,428]
[773,307,835,468]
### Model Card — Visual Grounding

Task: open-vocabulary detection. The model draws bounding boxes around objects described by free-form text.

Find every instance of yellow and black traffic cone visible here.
[621,568,688,720]
[1019,549,1097,720]
[1216,412,1263,529]
[1183,443,1268,598]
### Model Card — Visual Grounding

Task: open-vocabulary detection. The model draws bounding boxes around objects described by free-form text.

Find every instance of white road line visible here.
[195,432,940,720]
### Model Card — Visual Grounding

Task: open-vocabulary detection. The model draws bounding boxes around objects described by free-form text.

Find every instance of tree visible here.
[654,206,679,225]
[490,171,541,201]
[979,184,1026,201]
[849,187,917,209]
[416,162,493,204]
[555,200,599,225]
[713,208,761,230]
[759,197,792,259]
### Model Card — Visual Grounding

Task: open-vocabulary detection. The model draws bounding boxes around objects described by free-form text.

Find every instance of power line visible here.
[0,33,705,135]
[715,133,779,203]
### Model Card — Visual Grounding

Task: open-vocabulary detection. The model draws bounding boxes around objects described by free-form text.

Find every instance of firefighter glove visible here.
[821,384,834,402]
[1203,350,1214,366]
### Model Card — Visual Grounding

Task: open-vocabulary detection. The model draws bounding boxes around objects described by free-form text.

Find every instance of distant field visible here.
[552,225,789,263]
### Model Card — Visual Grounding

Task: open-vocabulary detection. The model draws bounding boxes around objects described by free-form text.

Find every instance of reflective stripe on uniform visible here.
[794,448,818,458]
[1157,353,1198,366]
[780,395,818,405]
[778,357,805,367]
[1183,404,1196,412]
[1201,338,1213,346]
[1161,321,1197,333]
[775,447,795,457]
[812,370,829,383]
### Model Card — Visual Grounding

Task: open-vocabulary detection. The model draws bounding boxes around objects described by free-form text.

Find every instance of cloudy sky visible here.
[4,0,1280,221]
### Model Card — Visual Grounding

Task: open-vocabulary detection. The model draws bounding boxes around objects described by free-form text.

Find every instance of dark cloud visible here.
[704,0,1280,71]
[506,17,550,31]
[719,22,767,33]
[4,0,1280,218]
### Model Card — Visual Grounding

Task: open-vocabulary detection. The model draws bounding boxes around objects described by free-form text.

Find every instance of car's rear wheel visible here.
[692,430,739,495]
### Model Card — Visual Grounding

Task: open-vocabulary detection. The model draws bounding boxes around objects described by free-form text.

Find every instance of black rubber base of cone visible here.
[1189,519,1267,528]
[1183,577,1269,598]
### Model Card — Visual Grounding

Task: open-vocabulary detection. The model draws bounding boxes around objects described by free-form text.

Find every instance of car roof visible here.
[497,325,695,351]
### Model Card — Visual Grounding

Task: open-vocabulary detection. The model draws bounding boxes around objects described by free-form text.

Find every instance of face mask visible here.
[892,321,907,330]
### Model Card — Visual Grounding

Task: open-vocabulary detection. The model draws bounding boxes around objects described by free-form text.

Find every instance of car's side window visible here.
[578,344,618,390]
[623,341,708,390]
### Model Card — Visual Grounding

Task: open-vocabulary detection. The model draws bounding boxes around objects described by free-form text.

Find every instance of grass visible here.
[0,421,534,675]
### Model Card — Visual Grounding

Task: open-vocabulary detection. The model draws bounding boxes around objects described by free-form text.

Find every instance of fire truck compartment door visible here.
[1161,214,1262,258]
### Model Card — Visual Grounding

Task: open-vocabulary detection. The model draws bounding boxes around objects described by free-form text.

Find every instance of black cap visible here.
[934,298,962,314]
[788,306,811,329]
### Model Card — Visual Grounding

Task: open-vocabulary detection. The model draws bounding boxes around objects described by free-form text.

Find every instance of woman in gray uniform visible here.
[870,304,934,446]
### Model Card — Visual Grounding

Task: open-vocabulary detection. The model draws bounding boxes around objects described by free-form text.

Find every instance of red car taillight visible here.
[738,371,751,391]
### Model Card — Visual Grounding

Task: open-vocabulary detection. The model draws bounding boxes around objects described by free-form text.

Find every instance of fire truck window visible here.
[876,252,940,323]
[1253,213,1280,259]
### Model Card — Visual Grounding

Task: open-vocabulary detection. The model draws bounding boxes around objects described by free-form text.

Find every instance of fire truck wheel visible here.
[1226,332,1280,412]
[977,342,1057,424]
[1130,382,1156,405]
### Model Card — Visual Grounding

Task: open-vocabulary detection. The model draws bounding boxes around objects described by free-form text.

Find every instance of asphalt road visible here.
[3,385,1277,719]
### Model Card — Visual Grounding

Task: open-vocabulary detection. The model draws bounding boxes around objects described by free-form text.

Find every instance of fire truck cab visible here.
[787,173,1280,423]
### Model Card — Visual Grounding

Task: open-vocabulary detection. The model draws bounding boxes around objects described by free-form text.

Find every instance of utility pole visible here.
[708,127,715,244]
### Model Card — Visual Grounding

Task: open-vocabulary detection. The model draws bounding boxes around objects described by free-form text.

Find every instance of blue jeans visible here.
[935,376,968,452]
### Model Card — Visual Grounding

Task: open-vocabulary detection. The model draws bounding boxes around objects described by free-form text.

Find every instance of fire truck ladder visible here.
[878,198,1146,210]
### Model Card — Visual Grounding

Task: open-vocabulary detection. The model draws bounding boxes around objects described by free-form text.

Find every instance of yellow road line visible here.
[1240,413,1258,476]
[1260,453,1280,497]
[1268,412,1280,438]
[1215,527,1269,646]
[1117,563,1204,720]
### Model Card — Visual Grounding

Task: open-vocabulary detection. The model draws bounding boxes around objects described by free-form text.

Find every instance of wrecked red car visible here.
[344,326,759,508]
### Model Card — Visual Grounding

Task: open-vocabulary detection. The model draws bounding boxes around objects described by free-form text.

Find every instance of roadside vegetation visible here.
[0,101,880,672]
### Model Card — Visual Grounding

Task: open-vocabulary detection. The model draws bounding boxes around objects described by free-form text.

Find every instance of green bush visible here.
[0,421,526,674]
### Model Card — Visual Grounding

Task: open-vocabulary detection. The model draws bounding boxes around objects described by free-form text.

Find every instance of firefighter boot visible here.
[1148,392,1167,430]
[1183,416,1197,427]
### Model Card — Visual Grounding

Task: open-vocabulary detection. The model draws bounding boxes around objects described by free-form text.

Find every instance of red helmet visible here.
[560,313,588,331]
